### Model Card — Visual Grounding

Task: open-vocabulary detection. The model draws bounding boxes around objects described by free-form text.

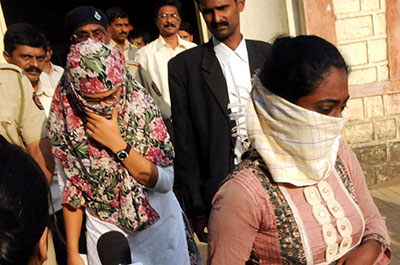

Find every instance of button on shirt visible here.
[135,35,197,106]
[213,37,251,164]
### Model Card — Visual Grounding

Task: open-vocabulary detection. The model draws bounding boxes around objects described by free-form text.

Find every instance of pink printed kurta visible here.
[208,143,391,265]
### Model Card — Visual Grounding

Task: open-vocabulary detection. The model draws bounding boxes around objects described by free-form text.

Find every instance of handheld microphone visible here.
[97,231,132,265]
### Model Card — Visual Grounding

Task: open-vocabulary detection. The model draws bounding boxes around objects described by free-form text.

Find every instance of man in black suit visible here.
[168,0,271,242]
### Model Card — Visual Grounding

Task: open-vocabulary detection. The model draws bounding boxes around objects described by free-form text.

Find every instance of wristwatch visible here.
[116,143,131,161]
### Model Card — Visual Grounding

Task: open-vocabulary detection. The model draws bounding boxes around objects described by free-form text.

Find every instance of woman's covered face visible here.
[296,67,349,118]
[79,86,123,118]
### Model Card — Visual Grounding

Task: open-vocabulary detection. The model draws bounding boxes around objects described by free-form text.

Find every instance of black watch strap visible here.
[116,143,131,161]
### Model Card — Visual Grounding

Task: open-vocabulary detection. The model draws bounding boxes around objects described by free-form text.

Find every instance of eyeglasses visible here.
[158,13,180,20]
[73,29,106,41]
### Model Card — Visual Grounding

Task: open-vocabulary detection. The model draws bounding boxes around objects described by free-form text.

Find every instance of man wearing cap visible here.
[64,5,173,137]
[64,5,109,44]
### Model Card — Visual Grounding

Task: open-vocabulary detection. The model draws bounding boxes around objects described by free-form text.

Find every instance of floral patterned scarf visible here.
[48,39,174,232]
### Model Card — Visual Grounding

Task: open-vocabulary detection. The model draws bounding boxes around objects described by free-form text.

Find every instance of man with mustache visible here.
[106,6,138,61]
[168,0,272,242]
[3,23,47,95]
[2,22,57,265]
[135,0,197,107]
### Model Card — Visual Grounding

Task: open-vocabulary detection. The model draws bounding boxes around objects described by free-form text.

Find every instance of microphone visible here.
[97,231,132,265]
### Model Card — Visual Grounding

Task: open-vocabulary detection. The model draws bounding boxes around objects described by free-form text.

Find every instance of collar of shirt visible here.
[212,36,249,66]
[110,39,132,52]
[156,34,189,51]
[35,80,51,97]
[49,63,64,76]
[37,64,64,97]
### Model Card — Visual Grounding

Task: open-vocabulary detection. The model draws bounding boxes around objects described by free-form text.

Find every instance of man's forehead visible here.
[178,30,190,36]
[158,5,179,14]
[199,0,235,8]
[15,45,46,55]
[75,24,106,32]
[112,17,129,24]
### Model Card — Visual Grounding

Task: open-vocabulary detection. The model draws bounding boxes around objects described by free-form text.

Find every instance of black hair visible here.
[3,23,48,55]
[0,136,51,265]
[153,0,182,19]
[259,35,349,104]
[105,6,129,25]
[128,28,152,44]
[179,20,193,35]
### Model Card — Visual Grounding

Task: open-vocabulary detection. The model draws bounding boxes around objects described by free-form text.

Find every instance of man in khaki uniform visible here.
[105,6,138,61]
[0,63,54,178]
[0,63,56,264]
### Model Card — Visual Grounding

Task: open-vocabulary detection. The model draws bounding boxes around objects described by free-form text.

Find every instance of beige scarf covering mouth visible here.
[246,74,345,186]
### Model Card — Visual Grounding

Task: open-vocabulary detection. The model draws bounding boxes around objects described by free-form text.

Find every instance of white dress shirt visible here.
[38,63,64,116]
[38,63,64,213]
[213,36,252,164]
[135,34,197,106]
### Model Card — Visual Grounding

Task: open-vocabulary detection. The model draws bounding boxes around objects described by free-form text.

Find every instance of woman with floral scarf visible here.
[48,39,199,265]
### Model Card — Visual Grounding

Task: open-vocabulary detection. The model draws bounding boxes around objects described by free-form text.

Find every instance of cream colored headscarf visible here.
[246,74,345,186]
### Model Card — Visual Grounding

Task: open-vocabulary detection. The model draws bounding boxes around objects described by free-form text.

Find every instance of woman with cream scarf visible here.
[207,35,391,265]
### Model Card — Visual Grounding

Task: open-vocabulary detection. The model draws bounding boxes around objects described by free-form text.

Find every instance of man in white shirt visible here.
[135,0,197,106]
[38,43,64,115]
[106,6,138,61]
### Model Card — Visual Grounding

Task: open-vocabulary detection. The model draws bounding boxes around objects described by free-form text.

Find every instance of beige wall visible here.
[334,0,400,186]
[241,0,306,42]
[241,0,289,42]
[196,0,305,43]
[0,2,7,63]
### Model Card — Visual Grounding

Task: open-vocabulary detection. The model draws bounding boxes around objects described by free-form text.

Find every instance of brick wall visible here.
[333,0,400,186]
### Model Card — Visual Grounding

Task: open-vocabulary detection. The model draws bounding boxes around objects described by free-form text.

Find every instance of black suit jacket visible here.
[168,39,271,218]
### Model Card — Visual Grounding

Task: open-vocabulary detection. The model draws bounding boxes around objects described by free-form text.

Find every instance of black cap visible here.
[64,6,108,36]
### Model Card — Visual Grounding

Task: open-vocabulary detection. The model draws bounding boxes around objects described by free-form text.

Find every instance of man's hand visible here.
[337,240,381,265]
[85,106,125,153]
[191,217,208,243]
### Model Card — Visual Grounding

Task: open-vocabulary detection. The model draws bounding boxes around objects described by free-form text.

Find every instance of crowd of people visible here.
[0,0,392,264]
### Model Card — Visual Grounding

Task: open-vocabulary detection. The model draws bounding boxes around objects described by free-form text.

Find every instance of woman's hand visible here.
[85,105,126,153]
[336,240,381,265]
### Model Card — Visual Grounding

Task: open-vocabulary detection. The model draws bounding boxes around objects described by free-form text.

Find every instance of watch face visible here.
[117,150,129,161]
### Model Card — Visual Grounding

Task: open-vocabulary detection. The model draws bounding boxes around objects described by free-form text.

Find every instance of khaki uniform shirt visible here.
[126,61,171,120]
[0,63,47,149]
[110,38,138,61]
[110,39,171,119]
